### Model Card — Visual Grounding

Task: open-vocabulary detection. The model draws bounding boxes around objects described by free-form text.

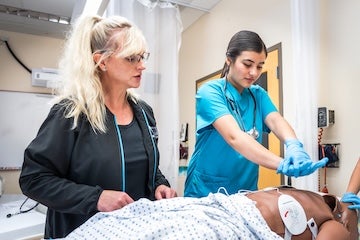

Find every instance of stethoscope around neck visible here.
[113,105,158,192]
[224,80,259,140]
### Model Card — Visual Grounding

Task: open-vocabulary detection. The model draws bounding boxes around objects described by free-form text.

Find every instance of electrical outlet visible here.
[328,110,335,124]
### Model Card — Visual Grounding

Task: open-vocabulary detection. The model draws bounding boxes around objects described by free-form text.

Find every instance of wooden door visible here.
[257,43,284,188]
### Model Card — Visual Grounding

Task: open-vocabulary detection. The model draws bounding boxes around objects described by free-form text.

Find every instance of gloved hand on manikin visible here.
[277,139,328,177]
[341,192,360,210]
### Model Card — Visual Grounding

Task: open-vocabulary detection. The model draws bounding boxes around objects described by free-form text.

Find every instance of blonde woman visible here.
[20,14,177,239]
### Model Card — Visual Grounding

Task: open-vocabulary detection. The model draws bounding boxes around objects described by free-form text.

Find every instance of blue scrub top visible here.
[184,78,277,197]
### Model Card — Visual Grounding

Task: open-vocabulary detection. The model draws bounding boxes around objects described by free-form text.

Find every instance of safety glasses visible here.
[125,52,150,65]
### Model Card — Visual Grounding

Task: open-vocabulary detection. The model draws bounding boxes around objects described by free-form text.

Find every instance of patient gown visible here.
[63,192,282,240]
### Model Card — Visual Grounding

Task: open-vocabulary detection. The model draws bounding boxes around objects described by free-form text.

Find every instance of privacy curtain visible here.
[289,0,320,191]
[106,0,182,188]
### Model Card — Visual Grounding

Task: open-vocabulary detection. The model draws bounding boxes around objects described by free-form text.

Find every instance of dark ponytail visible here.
[220,30,267,78]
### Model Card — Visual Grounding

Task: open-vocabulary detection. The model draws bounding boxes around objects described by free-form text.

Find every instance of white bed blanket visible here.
[64,192,282,240]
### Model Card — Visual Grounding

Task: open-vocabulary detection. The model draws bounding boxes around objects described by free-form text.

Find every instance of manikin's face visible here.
[226,50,266,93]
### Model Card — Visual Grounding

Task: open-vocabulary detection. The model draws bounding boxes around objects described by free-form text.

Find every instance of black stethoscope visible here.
[6,197,39,218]
[224,80,259,139]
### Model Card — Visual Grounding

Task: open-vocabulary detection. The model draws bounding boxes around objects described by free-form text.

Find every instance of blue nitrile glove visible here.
[296,158,328,176]
[277,139,328,177]
[277,158,328,177]
[279,139,312,177]
[341,192,360,210]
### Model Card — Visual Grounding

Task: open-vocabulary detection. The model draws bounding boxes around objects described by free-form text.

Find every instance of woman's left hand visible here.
[278,139,328,177]
[155,185,177,199]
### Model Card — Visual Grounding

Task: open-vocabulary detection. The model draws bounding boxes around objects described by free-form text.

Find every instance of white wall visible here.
[318,0,360,195]
[0,30,63,194]
[179,0,360,197]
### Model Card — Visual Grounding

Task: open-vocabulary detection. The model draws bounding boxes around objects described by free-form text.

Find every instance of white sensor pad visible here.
[278,194,307,235]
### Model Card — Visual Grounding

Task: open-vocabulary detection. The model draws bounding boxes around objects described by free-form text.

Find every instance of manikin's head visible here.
[322,194,359,240]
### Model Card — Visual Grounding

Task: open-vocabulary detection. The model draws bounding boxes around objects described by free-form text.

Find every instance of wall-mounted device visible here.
[180,123,188,142]
[31,68,60,88]
[319,143,340,168]
[318,107,335,128]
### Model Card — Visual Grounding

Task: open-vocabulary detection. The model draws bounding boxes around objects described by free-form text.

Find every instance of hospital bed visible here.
[59,187,359,240]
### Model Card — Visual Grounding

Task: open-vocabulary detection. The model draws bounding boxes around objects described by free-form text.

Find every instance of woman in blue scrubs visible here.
[184,30,328,197]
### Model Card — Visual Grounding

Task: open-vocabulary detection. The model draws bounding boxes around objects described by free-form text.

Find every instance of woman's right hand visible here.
[97,190,134,212]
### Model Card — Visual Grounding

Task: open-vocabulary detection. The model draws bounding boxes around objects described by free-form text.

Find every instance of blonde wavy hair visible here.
[55,14,147,133]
